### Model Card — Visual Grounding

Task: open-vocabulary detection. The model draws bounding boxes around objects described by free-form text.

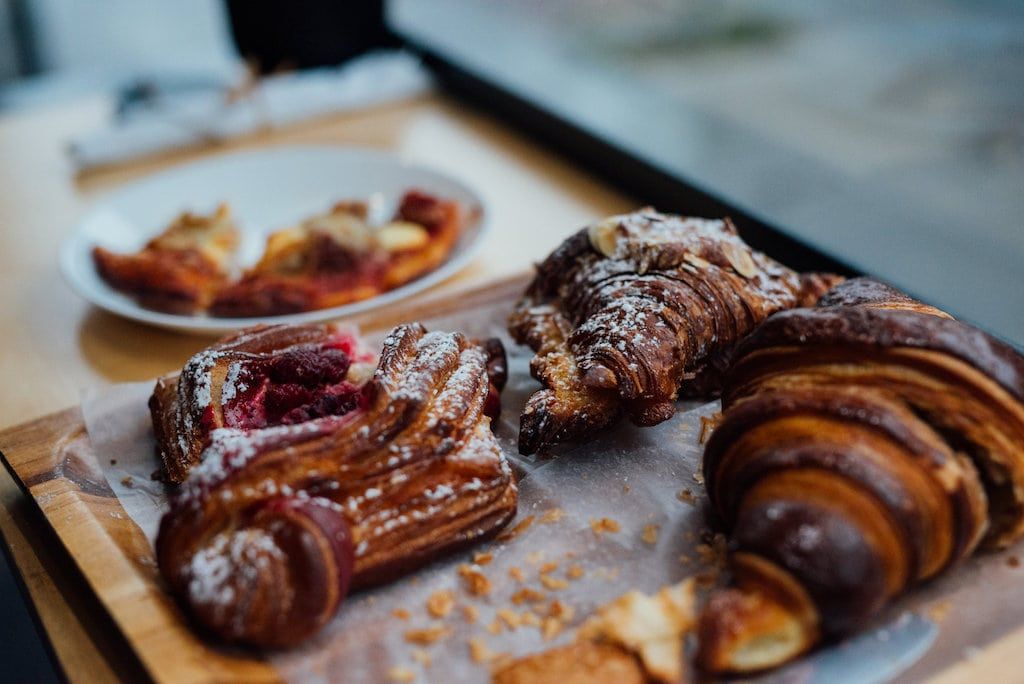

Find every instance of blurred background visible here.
[0,2,1022,676]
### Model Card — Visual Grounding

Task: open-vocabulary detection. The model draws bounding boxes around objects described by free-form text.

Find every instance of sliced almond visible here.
[376,221,430,251]
[587,216,624,257]
[721,242,759,279]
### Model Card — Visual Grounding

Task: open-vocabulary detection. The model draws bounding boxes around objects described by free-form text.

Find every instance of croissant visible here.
[93,204,239,314]
[153,323,516,647]
[698,278,1024,673]
[509,209,841,454]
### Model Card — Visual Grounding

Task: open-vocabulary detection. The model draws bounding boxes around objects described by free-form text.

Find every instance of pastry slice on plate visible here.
[92,204,239,314]
[210,190,465,317]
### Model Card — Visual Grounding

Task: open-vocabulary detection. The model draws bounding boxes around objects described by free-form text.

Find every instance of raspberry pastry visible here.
[152,323,515,647]
[92,204,239,314]
[209,190,465,317]
[508,209,841,454]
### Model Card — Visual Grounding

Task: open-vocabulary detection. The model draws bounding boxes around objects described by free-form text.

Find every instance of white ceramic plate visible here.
[60,146,488,335]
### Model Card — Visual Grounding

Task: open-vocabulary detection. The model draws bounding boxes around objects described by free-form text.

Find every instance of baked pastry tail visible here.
[509,209,842,454]
[154,323,516,647]
[698,278,1024,673]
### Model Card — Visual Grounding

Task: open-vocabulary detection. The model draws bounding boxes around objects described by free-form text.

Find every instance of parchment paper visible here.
[80,304,1024,683]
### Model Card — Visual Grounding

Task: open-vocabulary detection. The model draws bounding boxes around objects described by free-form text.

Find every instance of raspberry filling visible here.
[221,346,367,431]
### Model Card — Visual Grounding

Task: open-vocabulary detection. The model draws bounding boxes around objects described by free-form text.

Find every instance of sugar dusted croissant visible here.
[698,278,1024,673]
[509,209,841,454]
[154,323,516,647]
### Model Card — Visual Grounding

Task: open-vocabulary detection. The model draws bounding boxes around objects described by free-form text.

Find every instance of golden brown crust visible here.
[697,278,1024,674]
[92,204,238,314]
[492,642,646,684]
[209,190,464,317]
[509,209,841,453]
[155,323,517,647]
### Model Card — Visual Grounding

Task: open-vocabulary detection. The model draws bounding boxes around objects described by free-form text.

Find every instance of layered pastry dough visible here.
[509,209,841,454]
[152,323,516,647]
[92,204,239,314]
[698,278,1024,673]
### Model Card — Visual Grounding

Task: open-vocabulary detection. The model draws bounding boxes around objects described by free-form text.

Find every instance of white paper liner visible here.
[78,304,1024,683]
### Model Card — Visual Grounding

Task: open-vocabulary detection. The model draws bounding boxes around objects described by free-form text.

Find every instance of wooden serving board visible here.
[0,275,530,684]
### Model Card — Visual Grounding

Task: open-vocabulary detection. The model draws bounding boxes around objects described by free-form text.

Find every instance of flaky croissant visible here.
[509,209,841,454]
[698,278,1024,673]
[154,323,516,647]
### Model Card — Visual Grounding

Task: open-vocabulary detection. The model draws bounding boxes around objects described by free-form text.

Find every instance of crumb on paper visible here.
[411,649,432,668]
[541,616,564,640]
[547,600,574,621]
[1008,555,1020,568]
[520,609,541,627]
[426,590,455,618]
[567,564,584,580]
[497,608,522,630]
[539,508,564,524]
[387,665,415,682]
[691,471,705,485]
[404,625,451,645]
[473,551,494,565]
[511,587,547,605]
[590,517,621,536]
[676,488,696,505]
[539,561,559,574]
[469,637,502,664]
[120,476,134,488]
[462,604,479,624]
[526,551,545,565]
[699,412,722,444]
[642,524,659,545]
[459,564,492,596]
[508,566,525,582]
[392,608,411,620]
[487,618,503,635]
[540,575,569,591]
[497,514,535,542]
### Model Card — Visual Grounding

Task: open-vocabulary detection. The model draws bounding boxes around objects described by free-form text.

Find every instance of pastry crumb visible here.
[642,523,659,545]
[676,488,696,505]
[120,476,134,488]
[486,618,503,635]
[392,608,411,620]
[699,413,722,444]
[469,637,501,664]
[426,590,455,618]
[540,575,569,591]
[547,600,574,621]
[1008,555,1020,568]
[473,551,494,565]
[497,608,522,630]
[387,665,415,682]
[462,604,479,624]
[567,564,584,580]
[539,508,564,524]
[541,616,564,640]
[526,551,545,565]
[458,564,492,596]
[590,517,621,535]
[508,566,525,582]
[539,561,559,574]
[404,625,451,645]
[520,609,541,627]
[497,514,535,542]
[411,649,432,668]
[511,587,547,605]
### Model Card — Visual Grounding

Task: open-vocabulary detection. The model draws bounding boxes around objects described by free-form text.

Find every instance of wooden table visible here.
[0,92,632,681]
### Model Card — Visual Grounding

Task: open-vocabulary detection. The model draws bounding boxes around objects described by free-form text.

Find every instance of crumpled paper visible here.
[79,304,1023,683]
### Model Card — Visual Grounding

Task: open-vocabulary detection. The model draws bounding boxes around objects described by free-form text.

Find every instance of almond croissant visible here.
[698,278,1024,673]
[509,209,841,454]
[153,323,516,647]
